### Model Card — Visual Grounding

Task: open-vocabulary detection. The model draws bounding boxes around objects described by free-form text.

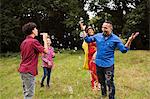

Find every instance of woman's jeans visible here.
[96,65,115,99]
[41,67,51,86]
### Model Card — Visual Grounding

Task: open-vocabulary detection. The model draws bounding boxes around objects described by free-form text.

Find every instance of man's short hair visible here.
[104,21,113,25]
[104,21,113,29]
[22,22,37,35]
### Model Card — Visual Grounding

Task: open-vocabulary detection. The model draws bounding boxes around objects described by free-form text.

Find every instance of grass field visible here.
[0,50,150,99]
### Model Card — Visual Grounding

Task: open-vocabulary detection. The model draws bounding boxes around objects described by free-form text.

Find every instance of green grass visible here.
[0,50,150,99]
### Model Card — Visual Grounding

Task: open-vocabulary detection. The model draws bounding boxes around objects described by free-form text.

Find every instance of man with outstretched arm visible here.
[83,21,139,99]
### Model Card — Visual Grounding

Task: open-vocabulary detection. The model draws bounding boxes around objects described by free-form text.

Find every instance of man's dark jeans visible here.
[96,65,115,99]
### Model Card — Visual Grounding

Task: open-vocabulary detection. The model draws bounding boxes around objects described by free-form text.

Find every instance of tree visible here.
[0,0,88,53]
[122,0,149,49]
[0,0,21,52]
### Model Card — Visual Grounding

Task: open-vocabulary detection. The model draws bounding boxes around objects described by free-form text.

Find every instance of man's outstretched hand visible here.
[125,32,139,48]
[128,32,139,41]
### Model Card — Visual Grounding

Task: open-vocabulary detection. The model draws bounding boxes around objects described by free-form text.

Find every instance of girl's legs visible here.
[46,68,52,87]
[41,67,47,87]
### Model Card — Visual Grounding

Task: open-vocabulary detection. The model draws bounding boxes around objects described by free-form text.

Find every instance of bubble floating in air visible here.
[74,47,77,51]
[51,35,54,39]
[79,32,84,38]
[57,41,59,44]
[69,41,71,44]
[68,33,70,36]
[60,44,63,47]
[64,35,66,38]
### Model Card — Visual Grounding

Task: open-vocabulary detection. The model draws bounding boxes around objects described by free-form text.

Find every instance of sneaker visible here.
[41,83,44,87]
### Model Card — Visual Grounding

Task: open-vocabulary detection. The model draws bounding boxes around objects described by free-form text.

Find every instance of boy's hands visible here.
[40,33,48,53]
[40,33,48,42]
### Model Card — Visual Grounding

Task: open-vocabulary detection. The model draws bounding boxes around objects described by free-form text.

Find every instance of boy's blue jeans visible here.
[41,67,52,86]
[96,65,115,99]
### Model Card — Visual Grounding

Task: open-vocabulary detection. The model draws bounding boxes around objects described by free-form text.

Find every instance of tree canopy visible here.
[0,0,149,53]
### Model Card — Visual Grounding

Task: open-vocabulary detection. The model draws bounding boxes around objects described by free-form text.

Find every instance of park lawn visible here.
[0,50,150,99]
